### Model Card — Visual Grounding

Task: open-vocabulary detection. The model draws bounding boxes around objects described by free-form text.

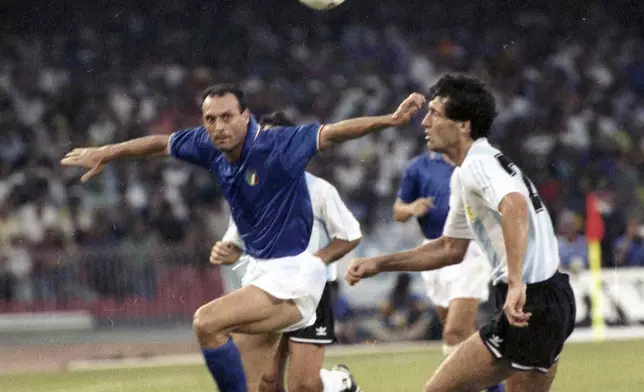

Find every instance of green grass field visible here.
[3,340,643,392]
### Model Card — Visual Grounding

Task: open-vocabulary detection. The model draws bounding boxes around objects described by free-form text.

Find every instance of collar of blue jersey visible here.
[240,115,261,160]
[428,151,454,166]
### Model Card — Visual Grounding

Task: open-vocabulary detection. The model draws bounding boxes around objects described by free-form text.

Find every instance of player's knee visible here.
[258,373,283,392]
[443,325,472,346]
[288,376,321,392]
[193,303,223,340]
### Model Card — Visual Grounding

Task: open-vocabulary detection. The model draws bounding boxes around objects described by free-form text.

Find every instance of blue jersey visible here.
[169,116,322,259]
[397,152,454,239]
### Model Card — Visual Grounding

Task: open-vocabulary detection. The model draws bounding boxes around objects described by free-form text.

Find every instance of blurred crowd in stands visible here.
[1,0,643,327]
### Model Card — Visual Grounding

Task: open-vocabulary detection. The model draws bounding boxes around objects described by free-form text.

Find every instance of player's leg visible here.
[424,333,512,392]
[434,305,448,326]
[194,285,301,392]
[233,332,283,392]
[286,341,326,392]
[505,364,557,392]
[286,282,360,392]
[195,253,327,392]
[286,340,360,392]
[442,298,479,355]
[257,335,289,392]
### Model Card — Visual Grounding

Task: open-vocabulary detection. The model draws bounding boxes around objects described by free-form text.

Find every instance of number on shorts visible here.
[494,153,544,212]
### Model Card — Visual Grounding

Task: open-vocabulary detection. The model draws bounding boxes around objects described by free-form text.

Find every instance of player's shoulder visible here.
[170,125,208,141]
[169,126,214,153]
[409,152,430,167]
[305,172,336,195]
[460,146,501,175]
[403,153,431,175]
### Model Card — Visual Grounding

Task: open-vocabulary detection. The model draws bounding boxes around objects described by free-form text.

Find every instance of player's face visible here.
[421,97,465,153]
[201,94,250,152]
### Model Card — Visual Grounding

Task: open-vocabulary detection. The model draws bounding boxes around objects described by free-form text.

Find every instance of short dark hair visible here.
[259,111,295,127]
[201,84,247,112]
[428,74,496,140]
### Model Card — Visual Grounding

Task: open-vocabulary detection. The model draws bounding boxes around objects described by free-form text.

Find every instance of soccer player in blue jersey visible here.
[394,152,503,392]
[61,84,425,392]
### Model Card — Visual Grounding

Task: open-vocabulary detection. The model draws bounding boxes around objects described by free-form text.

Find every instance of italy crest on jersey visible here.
[245,169,259,186]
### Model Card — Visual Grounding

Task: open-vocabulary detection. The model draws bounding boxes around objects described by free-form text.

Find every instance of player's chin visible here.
[214,142,234,153]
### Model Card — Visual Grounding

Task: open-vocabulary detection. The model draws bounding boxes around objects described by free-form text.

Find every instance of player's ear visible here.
[241,108,250,124]
[459,120,471,138]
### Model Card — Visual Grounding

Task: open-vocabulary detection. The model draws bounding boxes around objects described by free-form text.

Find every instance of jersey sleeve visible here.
[222,215,245,250]
[273,122,323,176]
[317,182,362,242]
[443,169,474,239]
[396,162,418,203]
[168,127,215,169]
[460,157,525,211]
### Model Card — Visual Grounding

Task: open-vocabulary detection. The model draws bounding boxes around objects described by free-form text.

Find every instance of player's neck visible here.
[224,145,243,162]
[224,129,249,162]
[445,139,473,166]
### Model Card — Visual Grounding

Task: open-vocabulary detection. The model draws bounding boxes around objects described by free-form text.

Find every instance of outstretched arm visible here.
[60,135,171,182]
[345,236,469,285]
[317,93,425,151]
[62,127,213,183]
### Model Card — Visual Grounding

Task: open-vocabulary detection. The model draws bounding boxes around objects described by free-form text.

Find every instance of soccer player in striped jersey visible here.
[61,85,424,392]
[394,151,502,392]
[346,74,575,392]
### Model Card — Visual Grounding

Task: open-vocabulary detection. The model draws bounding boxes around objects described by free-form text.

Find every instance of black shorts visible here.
[479,271,576,373]
[285,282,335,345]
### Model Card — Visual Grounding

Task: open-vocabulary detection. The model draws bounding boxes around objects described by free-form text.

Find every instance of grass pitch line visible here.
[67,341,442,372]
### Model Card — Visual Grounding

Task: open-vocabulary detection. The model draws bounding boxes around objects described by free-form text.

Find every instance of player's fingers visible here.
[80,165,103,183]
[505,309,530,327]
[345,272,360,286]
[212,246,230,259]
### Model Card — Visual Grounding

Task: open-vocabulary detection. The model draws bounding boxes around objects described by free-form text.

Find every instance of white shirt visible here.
[223,172,362,281]
[444,138,560,285]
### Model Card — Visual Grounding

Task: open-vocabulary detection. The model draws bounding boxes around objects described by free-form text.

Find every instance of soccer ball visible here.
[298,0,345,10]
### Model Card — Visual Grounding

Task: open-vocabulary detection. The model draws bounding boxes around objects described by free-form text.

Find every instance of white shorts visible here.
[421,240,491,308]
[241,252,327,333]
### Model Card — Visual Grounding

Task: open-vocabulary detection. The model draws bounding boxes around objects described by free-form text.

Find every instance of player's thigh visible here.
[286,340,326,390]
[233,332,282,391]
[194,284,302,335]
[506,363,557,392]
[443,298,480,340]
[434,305,448,326]
[424,333,511,392]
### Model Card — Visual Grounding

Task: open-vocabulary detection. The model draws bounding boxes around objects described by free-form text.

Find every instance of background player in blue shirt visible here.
[61,84,424,392]
[393,152,500,392]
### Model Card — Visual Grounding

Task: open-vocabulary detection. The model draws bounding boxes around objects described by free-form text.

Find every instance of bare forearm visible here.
[392,202,413,222]
[101,135,170,162]
[315,238,360,265]
[500,197,530,285]
[320,115,395,149]
[375,237,463,272]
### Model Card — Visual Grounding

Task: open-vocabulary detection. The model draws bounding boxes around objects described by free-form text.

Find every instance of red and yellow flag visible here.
[585,193,605,341]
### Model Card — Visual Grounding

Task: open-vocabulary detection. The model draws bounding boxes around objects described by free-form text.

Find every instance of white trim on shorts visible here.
[289,337,334,345]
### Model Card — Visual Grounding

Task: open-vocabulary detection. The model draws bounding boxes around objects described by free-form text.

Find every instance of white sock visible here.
[319,368,346,392]
[442,343,459,358]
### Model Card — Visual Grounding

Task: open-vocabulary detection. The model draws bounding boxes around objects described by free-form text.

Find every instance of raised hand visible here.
[391,93,426,125]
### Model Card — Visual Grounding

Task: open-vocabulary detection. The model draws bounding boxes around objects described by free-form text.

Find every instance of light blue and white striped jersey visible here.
[443,138,560,284]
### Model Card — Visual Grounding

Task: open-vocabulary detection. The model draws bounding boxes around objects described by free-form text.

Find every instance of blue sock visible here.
[485,383,505,392]
[201,339,247,392]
